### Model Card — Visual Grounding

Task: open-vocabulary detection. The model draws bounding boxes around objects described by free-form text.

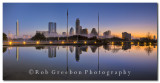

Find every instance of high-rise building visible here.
[53,22,56,33]
[49,22,53,33]
[49,22,56,33]
[62,32,67,36]
[103,30,111,38]
[122,32,131,40]
[81,28,88,35]
[69,27,74,36]
[80,26,82,34]
[90,28,98,36]
[76,18,81,35]
[16,20,19,36]
[154,35,156,40]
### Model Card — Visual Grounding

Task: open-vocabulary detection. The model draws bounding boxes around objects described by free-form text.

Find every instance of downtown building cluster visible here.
[7,10,133,41]
[36,18,112,39]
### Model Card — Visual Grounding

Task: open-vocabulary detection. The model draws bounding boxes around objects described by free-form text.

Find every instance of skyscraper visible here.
[48,22,56,33]
[81,28,88,35]
[53,22,56,33]
[122,32,131,40]
[70,27,74,36]
[62,32,67,36]
[76,18,81,35]
[91,28,98,36]
[48,22,53,33]
[79,26,82,34]
[154,35,156,40]
[103,30,111,38]
[16,20,19,36]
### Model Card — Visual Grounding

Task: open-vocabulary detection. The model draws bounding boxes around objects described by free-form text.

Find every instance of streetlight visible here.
[23,41,26,44]
[62,41,65,44]
[49,41,53,44]
[74,41,77,44]
[84,41,87,44]
[111,42,114,45]
[121,42,123,46]
[36,41,40,44]
[9,41,12,45]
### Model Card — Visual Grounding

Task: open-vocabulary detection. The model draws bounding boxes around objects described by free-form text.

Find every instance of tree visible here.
[3,47,7,53]
[3,33,8,41]
[31,33,46,41]
[146,32,152,41]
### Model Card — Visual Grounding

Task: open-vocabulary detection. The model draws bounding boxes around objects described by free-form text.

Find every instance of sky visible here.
[3,3,157,38]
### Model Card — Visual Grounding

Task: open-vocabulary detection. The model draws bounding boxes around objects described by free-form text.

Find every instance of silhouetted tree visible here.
[3,47,7,53]
[31,33,46,41]
[89,36,97,40]
[110,36,122,41]
[3,33,7,41]
[146,32,152,41]
[35,46,45,50]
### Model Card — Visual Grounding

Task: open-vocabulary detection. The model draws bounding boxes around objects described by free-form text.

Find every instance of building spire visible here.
[16,19,19,37]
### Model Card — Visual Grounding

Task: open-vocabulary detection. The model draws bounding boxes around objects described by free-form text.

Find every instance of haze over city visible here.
[3,3,157,39]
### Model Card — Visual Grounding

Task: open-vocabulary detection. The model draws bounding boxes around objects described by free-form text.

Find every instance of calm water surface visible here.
[3,45,157,80]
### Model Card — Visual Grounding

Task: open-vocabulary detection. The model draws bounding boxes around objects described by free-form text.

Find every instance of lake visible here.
[3,45,157,80]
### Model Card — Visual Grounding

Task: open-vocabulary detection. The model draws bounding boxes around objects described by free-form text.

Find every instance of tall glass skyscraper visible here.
[70,27,74,35]
[53,22,56,33]
[76,18,81,35]
[48,22,56,33]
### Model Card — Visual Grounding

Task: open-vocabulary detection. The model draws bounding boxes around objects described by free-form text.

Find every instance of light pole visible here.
[98,12,99,39]
[67,9,68,42]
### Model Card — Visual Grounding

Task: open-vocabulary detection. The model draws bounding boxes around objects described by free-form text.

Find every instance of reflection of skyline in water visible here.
[75,46,88,62]
[90,46,98,53]
[48,46,56,58]
[145,46,153,56]
[3,45,157,80]
[69,46,74,53]
[122,43,131,50]
[4,44,156,62]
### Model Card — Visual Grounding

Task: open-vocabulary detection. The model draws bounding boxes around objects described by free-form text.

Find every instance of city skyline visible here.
[3,3,157,39]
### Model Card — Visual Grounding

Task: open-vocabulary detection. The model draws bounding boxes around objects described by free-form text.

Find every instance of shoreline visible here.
[3,43,157,47]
